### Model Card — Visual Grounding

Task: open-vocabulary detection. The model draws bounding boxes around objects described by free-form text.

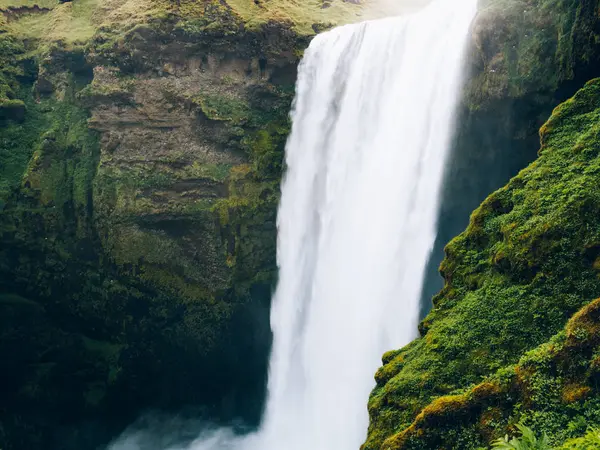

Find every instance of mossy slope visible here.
[422,0,600,317]
[365,79,600,449]
[0,0,368,43]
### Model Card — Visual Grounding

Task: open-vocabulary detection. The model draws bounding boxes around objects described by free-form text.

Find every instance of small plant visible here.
[491,423,551,450]
[560,427,600,449]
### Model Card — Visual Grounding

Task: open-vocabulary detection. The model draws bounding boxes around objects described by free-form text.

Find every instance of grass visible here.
[2,0,431,45]
[225,0,430,34]
[1,0,165,44]
[0,0,57,8]
[226,0,364,33]
[10,0,98,42]
[1,0,163,43]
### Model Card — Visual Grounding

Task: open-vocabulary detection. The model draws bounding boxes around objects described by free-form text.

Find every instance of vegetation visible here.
[4,0,99,42]
[365,78,600,449]
[491,424,551,450]
[466,0,600,110]
[487,425,600,450]
[0,0,374,46]
[0,0,301,448]
[559,428,600,449]
[2,0,600,449]
[223,0,368,34]
[0,31,28,104]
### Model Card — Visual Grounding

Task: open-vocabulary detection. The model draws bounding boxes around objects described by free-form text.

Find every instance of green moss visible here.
[0,1,305,446]
[77,76,135,106]
[188,162,232,182]
[19,85,99,215]
[195,92,251,124]
[366,80,600,450]
[0,97,46,198]
[0,31,27,92]
[242,122,289,176]
[0,98,26,119]
[467,0,600,110]
[105,223,226,294]
[81,336,123,361]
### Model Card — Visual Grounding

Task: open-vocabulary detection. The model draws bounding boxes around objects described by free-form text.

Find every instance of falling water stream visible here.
[110,1,477,449]
[250,1,478,448]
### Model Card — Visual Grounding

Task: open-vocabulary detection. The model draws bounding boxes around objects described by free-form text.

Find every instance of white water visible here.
[251,1,477,449]
[109,1,477,449]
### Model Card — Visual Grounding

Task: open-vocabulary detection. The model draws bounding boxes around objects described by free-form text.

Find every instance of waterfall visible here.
[108,1,477,449]
[251,1,477,449]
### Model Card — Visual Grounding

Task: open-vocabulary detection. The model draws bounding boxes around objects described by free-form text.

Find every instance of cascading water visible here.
[109,1,477,449]
[251,1,478,449]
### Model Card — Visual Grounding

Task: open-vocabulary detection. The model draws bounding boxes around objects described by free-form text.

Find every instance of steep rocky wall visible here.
[0,5,303,449]
[421,0,600,315]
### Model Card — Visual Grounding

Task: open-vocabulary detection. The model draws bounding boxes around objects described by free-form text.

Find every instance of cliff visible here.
[422,0,600,314]
[0,0,334,448]
[4,0,600,448]
[365,1,600,448]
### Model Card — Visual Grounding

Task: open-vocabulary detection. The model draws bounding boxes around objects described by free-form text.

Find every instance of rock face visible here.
[366,1,600,449]
[422,0,600,309]
[0,2,307,448]
[467,0,600,109]
[4,0,600,449]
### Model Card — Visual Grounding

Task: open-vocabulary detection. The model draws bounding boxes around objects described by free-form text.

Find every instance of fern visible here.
[491,423,551,450]
[560,427,600,449]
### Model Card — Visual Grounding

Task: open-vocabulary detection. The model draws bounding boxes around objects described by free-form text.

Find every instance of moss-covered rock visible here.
[422,0,600,322]
[365,79,600,450]
[0,2,303,448]
[467,0,600,110]
[0,30,33,123]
